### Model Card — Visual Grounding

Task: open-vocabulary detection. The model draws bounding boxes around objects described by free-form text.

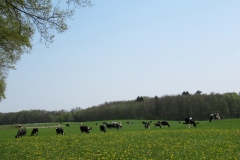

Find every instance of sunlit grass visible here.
[0,119,240,159]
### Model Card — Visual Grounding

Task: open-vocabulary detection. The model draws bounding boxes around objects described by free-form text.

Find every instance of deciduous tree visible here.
[0,0,92,100]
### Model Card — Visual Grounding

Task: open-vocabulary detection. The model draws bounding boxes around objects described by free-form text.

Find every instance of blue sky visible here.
[1,0,240,113]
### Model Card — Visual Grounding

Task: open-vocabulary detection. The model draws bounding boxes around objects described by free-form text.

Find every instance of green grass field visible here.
[0,119,240,159]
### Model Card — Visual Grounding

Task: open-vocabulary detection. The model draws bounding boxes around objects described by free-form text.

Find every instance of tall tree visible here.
[0,79,6,101]
[0,0,92,101]
[195,90,202,95]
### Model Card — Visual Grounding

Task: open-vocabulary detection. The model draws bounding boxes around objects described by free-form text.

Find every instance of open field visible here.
[0,119,240,159]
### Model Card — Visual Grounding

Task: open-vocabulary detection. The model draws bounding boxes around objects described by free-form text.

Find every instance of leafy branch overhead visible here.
[0,0,92,101]
[1,0,92,44]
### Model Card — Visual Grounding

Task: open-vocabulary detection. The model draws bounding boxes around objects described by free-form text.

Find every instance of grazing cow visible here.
[113,122,122,129]
[15,129,27,138]
[56,127,64,135]
[31,128,38,136]
[106,123,114,130]
[154,123,162,128]
[126,121,133,124]
[118,123,123,129]
[66,124,70,127]
[142,121,152,129]
[158,121,170,127]
[105,122,122,130]
[80,125,92,134]
[184,118,199,128]
[209,113,221,122]
[100,125,107,133]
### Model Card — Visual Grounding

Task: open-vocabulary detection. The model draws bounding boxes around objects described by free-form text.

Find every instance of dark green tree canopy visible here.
[0,92,239,124]
[0,0,92,101]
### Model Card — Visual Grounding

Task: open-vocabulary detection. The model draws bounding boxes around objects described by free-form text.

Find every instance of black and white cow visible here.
[80,125,92,134]
[126,121,133,124]
[113,122,122,129]
[100,125,107,133]
[15,128,27,138]
[209,113,221,122]
[105,122,122,130]
[31,128,38,136]
[56,127,64,135]
[142,121,152,129]
[183,117,199,128]
[158,121,170,127]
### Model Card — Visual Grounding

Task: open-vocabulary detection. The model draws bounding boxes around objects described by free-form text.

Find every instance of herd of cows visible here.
[15,113,221,138]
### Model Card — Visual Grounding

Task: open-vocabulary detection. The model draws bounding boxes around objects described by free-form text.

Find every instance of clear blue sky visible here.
[1,0,240,113]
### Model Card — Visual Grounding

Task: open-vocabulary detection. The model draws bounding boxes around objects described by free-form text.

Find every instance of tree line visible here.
[0,92,240,125]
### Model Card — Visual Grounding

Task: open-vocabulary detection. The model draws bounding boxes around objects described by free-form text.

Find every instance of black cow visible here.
[66,124,70,127]
[56,127,64,135]
[209,113,221,122]
[154,123,162,128]
[106,123,114,130]
[100,125,107,133]
[80,126,92,134]
[184,117,199,128]
[158,121,170,127]
[31,128,38,136]
[15,129,27,138]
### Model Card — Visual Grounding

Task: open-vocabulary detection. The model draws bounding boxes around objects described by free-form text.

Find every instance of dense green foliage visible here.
[0,119,240,159]
[0,92,240,125]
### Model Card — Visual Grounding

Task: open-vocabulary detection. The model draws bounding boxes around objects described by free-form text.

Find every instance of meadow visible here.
[0,119,240,160]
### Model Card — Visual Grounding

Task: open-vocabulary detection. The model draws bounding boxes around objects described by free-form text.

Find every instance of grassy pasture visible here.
[0,119,240,159]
